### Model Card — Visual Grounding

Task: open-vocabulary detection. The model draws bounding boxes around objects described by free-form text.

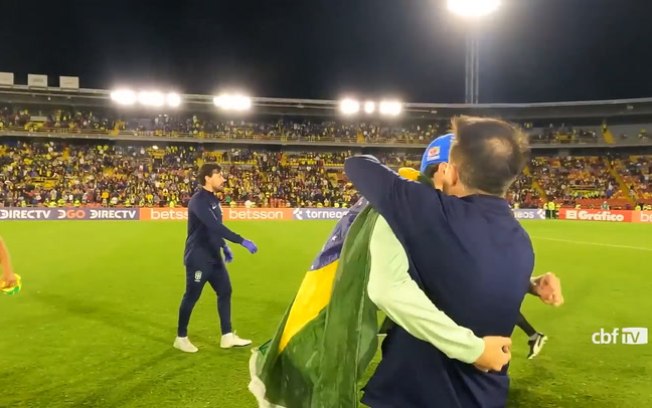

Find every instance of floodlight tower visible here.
[447,0,501,104]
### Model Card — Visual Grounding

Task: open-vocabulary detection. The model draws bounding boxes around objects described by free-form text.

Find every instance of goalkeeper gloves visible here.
[241,239,258,254]
[223,245,234,263]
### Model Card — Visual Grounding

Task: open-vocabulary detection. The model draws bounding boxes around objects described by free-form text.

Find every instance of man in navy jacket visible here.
[174,163,259,353]
[345,116,534,408]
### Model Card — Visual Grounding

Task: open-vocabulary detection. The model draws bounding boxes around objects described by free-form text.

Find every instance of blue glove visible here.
[223,245,234,263]
[241,239,258,254]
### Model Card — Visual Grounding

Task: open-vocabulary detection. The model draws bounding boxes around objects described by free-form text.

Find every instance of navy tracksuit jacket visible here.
[345,156,535,408]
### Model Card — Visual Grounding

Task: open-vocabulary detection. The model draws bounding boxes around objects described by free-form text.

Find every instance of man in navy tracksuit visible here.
[345,116,535,408]
[421,134,558,361]
[174,163,259,353]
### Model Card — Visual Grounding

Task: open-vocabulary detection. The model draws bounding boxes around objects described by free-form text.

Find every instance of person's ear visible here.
[446,163,459,186]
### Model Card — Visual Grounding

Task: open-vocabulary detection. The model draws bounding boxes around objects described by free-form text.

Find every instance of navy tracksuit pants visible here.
[177,261,232,337]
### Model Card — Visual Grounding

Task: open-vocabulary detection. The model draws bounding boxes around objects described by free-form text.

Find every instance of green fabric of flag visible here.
[249,202,380,408]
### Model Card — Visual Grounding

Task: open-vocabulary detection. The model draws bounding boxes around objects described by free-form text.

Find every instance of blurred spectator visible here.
[1,104,629,146]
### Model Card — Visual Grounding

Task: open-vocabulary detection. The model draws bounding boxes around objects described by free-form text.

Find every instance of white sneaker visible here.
[173,336,198,353]
[527,333,548,359]
[220,332,252,349]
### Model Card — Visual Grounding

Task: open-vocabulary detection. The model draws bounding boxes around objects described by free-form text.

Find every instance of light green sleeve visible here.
[367,215,484,364]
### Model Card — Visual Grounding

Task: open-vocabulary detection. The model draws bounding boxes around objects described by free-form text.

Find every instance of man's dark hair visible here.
[197,163,222,186]
[449,115,530,196]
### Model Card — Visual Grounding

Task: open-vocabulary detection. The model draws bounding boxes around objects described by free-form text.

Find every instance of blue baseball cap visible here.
[420,133,454,174]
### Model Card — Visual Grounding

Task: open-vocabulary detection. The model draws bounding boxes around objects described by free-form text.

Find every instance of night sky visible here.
[2,0,652,103]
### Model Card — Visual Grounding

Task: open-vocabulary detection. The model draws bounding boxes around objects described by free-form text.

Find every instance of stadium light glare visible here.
[166,92,182,108]
[339,99,360,115]
[447,0,501,18]
[213,95,228,109]
[364,101,376,114]
[137,91,165,107]
[232,95,253,111]
[379,100,403,117]
[110,89,137,106]
[214,94,252,111]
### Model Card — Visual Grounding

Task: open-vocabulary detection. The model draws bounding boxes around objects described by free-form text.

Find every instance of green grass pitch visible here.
[1,220,651,407]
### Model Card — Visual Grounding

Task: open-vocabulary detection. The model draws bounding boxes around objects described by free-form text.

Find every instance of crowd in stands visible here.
[529,156,619,202]
[5,104,651,146]
[0,139,427,209]
[2,137,650,210]
[0,141,199,208]
[617,155,652,202]
[527,124,599,144]
[507,174,540,209]
[0,105,450,144]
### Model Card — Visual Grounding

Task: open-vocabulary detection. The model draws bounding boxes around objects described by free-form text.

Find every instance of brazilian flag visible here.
[248,168,423,407]
[248,197,380,408]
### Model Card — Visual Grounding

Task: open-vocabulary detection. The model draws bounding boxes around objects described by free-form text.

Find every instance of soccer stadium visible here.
[2,1,652,407]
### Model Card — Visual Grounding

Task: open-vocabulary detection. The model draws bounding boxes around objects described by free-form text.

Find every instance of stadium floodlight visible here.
[379,100,403,117]
[213,93,252,111]
[166,92,182,108]
[447,0,501,18]
[137,91,165,107]
[339,98,360,115]
[448,0,500,104]
[231,95,252,111]
[364,101,376,114]
[213,95,229,109]
[110,89,137,106]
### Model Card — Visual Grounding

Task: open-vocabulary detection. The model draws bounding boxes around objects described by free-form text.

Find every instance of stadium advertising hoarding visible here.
[0,208,58,220]
[559,209,633,222]
[1,207,650,223]
[633,211,652,223]
[288,208,550,221]
[0,207,296,221]
[292,208,548,221]
[139,207,294,221]
[292,208,351,221]
[512,209,546,220]
[225,208,293,221]
[139,208,189,221]
[0,208,139,220]
[141,207,552,221]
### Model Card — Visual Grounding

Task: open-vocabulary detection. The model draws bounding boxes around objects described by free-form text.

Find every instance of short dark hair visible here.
[424,162,443,179]
[197,163,222,186]
[449,116,530,196]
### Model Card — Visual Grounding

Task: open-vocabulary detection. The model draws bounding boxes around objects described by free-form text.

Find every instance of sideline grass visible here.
[1,220,651,407]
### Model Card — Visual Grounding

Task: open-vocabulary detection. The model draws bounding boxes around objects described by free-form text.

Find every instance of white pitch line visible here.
[531,236,652,252]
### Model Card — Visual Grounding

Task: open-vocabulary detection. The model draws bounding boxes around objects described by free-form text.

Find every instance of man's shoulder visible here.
[189,189,205,200]
[187,191,204,207]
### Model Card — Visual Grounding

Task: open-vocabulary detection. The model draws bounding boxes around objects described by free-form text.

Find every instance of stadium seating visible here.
[0,140,371,208]
[613,154,652,205]
[529,156,619,201]
[2,136,651,209]
[1,104,642,146]
[2,100,652,209]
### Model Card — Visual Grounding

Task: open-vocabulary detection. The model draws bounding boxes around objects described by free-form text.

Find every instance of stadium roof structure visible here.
[4,84,652,122]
